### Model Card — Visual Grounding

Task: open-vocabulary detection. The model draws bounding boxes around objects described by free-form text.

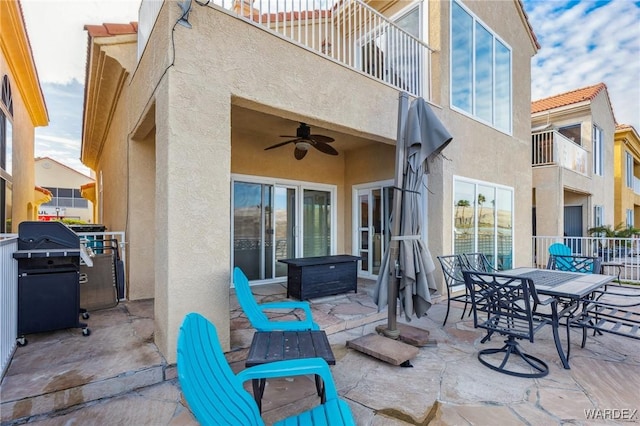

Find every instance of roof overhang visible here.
[81,30,137,169]
[80,181,96,203]
[0,1,48,126]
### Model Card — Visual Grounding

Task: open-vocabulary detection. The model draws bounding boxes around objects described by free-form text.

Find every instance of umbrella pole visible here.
[380,92,409,339]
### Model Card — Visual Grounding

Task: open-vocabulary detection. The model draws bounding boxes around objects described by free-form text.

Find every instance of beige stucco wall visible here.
[0,60,36,229]
[88,0,537,362]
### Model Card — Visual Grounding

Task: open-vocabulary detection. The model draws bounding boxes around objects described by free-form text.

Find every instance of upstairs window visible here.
[626,152,634,188]
[593,125,603,176]
[558,124,581,145]
[451,0,512,134]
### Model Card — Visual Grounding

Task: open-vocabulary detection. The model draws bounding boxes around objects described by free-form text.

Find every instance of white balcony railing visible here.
[531,130,588,175]
[138,0,433,100]
[0,236,18,379]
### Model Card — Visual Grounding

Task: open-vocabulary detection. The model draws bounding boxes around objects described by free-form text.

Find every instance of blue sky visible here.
[20,0,640,174]
[522,0,640,130]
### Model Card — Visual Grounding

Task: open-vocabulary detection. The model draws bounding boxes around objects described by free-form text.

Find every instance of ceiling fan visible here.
[264,122,338,160]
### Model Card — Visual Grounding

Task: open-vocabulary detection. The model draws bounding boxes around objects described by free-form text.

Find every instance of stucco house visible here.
[34,157,95,223]
[614,124,640,228]
[0,0,49,233]
[531,83,616,248]
[81,0,539,361]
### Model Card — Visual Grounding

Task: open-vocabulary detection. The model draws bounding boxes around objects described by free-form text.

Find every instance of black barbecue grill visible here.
[13,221,90,344]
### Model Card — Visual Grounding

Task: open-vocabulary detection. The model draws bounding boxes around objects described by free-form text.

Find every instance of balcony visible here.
[138,0,433,100]
[531,130,588,176]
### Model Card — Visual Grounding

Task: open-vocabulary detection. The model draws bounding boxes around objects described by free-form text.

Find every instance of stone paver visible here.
[1,278,639,425]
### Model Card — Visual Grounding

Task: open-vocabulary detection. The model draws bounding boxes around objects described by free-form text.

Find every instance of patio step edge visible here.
[0,364,166,424]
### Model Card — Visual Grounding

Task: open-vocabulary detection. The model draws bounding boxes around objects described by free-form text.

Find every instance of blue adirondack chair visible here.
[233,267,320,331]
[547,243,572,270]
[177,313,355,426]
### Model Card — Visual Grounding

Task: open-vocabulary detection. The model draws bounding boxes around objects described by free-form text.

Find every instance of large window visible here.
[593,125,603,176]
[1,75,13,232]
[626,152,634,188]
[42,187,89,208]
[451,0,512,133]
[453,177,513,270]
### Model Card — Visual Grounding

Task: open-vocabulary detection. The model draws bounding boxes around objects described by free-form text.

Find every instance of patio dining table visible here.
[506,267,614,301]
[503,267,615,369]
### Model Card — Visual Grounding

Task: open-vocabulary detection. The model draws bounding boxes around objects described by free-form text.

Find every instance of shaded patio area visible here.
[1,278,639,425]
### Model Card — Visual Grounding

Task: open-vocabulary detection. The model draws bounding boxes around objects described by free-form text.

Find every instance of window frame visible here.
[450,0,512,134]
[452,175,514,270]
[626,152,634,188]
[593,124,603,176]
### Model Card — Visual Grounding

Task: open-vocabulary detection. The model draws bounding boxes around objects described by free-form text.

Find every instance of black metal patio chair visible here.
[462,252,498,273]
[437,255,469,326]
[462,270,570,378]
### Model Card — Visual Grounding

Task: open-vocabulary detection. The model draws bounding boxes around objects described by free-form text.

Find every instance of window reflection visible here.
[451,2,473,113]
[454,179,513,270]
[475,23,493,123]
[451,0,511,133]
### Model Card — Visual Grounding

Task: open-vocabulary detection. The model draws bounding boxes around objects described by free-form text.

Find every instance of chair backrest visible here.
[547,255,601,274]
[548,243,571,256]
[547,243,572,270]
[233,267,270,326]
[462,271,541,343]
[462,252,496,272]
[177,313,264,426]
[437,255,465,288]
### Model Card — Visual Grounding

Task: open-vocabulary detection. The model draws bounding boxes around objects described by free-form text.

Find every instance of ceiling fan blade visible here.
[309,134,335,143]
[264,138,300,150]
[279,135,298,138]
[294,147,308,160]
[312,142,338,155]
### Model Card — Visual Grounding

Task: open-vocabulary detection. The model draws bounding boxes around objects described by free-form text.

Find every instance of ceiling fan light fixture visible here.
[296,141,311,151]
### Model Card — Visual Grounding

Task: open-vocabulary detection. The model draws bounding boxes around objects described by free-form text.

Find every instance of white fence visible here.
[0,236,18,379]
[533,236,640,283]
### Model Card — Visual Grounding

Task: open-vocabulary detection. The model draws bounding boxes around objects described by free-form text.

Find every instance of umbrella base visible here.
[347,333,419,366]
[395,323,437,347]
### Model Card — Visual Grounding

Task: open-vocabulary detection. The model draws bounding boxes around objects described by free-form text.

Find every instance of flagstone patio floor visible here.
[1,278,639,425]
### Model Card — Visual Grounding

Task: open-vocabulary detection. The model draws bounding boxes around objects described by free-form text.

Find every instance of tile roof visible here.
[531,83,607,114]
[84,23,138,37]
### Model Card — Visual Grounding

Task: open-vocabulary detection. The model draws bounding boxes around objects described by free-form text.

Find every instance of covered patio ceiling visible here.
[231,104,392,156]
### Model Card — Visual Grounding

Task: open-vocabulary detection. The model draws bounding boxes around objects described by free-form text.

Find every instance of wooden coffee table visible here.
[245,330,336,412]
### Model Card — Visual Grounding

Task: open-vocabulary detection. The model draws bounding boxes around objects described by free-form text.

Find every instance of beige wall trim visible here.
[0,1,48,126]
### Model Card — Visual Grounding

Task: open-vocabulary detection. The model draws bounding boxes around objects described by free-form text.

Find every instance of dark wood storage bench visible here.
[279,255,361,300]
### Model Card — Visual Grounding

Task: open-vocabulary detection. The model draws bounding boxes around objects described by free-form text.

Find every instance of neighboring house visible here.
[614,124,640,228]
[531,83,616,249]
[0,0,49,232]
[81,0,538,361]
[34,157,95,223]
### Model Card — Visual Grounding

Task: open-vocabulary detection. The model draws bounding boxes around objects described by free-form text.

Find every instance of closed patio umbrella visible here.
[374,93,453,334]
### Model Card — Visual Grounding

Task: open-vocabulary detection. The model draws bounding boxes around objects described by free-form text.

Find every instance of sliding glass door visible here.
[233,177,334,282]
